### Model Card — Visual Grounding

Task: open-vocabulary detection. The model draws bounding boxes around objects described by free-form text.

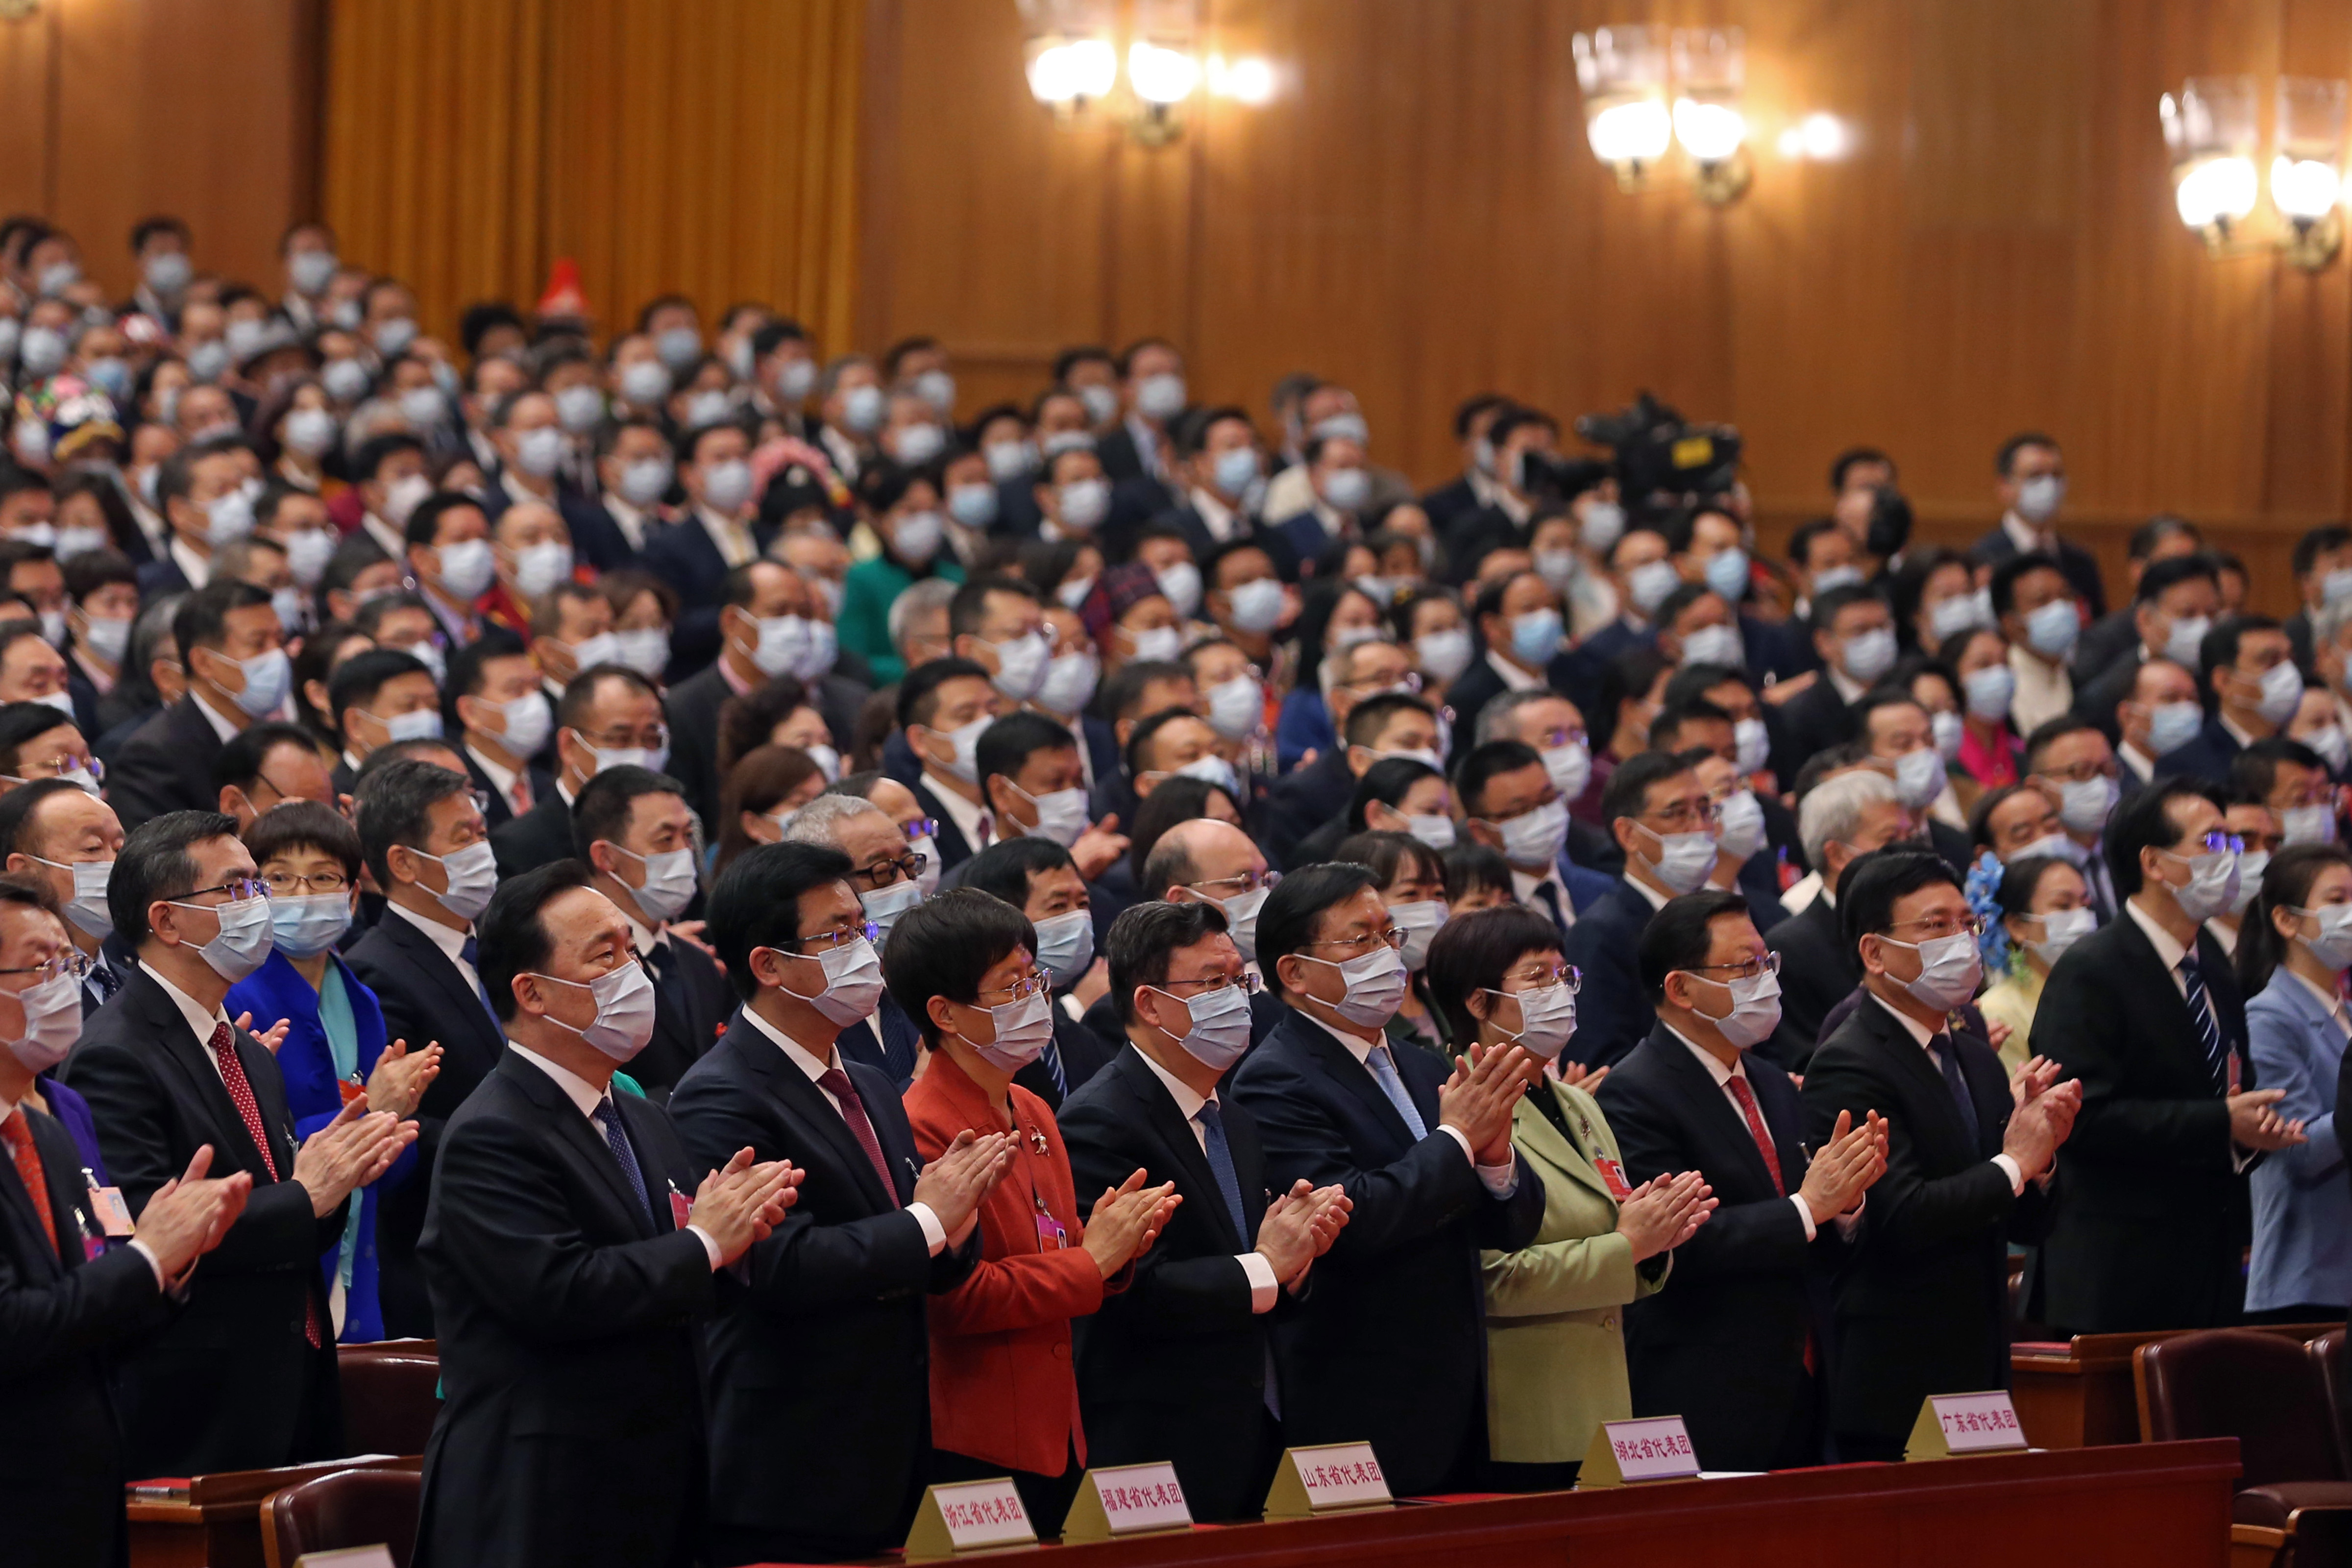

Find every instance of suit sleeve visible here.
[431,1108,713,1340]
[1228,1058,1489,1265]
[1481,1197,1640,1318]
[0,1245,166,1380]
[1597,1074,1810,1284]
[65,1041,325,1275]
[2031,952,2235,1169]
[1562,920,1642,1068]
[668,1087,939,1314]
[102,732,179,833]
[905,1098,1105,1335]
[1060,1097,1258,1337]
[2247,1000,2344,1189]
[1799,1049,2013,1260]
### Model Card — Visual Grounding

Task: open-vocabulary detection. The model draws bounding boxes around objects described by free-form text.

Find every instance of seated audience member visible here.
[1447,569,1584,727]
[65,808,414,1474]
[1121,773,1245,887]
[1802,849,2072,1463]
[0,775,130,1015]
[1852,686,1975,874]
[415,859,796,1568]
[777,792,931,1085]
[1443,840,1517,914]
[344,758,506,1336]
[2161,613,2300,786]
[1229,862,1544,1496]
[1576,647,1672,824]
[2071,553,2221,741]
[958,836,1121,1107]
[1060,899,1349,1521]
[2114,656,2204,785]
[65,547,144,731]
[1477,686,1628,875]
[574,765,732,1097]
[0,697,96,794]
[226,801,442,1343]
[1974,853,2094,1074]
[670,843,1003,1565]
[2023,715,2124,919]
[1456,739,1615,941]
[2029,778,2305,1333]
[713,743,827,875]
[1424,904,1714,1489]
[446,628,555,830]
[2068,514,2205,686]
[213,718,336,829]
[839,460,965,685]
[975,710,1127,887]
[1561,752,1719,1067]
[668,561,810,829]
[0,868,253,1565]
[1593,890,1885,1472]
[892,887,1177,1533]
[325,645,441,794]
[1764,769,1913,1069]
[491,661,668,876]
[1333,828,1451,1056]
[107,580,285,831]
[1945,626,2023,793]
[1767,584,1889,783]
[2237,844,2352,1322]
[898,656,1007,874]
[1079,657,1199,827]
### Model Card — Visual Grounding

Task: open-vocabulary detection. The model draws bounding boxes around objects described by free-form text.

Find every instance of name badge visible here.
[1263,1442,1391,1518]
[904,1477,1036,1558]
[1061,1462,1193,1541]
[1581,1416,1700,1486]
[86,1174,134,1237]
[1593,1156,1634,1201]
[669,1190,693,1231]
[1907,1391,2028,1459]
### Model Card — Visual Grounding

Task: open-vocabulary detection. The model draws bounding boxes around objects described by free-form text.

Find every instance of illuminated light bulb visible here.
[1223,56,1274,105]
[1029,37,1116,105]
[1673,99,1746,164]
[2274,155,2343,221]
[1129,40,1200,106]
[1587,99,1672,166]
[2175,156,2258,229]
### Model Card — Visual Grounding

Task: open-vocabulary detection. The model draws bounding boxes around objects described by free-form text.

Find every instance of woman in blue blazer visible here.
[227,802,441,1343]
[2237,841,2352,1322]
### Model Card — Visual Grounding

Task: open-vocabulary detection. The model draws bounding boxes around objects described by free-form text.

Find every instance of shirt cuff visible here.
[1237,1248,1279,1312]
[128,1237,165,1290]
[685,1224,723,1271]
[2230,1144,2258,1175]
[907,1200,948,1255]
[1789,1193,1817,1242]
[1434,1124,1520,1195]
[1991,1153,2025,1195]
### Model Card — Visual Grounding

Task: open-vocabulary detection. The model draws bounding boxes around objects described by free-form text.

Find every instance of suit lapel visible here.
[1114,1048,1242,1250]
[733,1018,894,1213]
[135,977,272,1178]
[391,916,501,1054]
[1293,1017,1415,1156]
[1521,1083,1619,1206]
[0,1139,61,1275]
[508,1056,659,1239]
[2113,914,2221,1088]
[1654,1029,1782,1197]
[1857,997,1976,1163]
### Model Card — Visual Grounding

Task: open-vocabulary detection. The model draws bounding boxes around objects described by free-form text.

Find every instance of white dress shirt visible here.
[2008,643,2073,738]
[168,537,212,590]
[2124,897,2259,1170]
[467,743,531,816]
[1865,996,2024,1194]
[1663,1023,1843,1240]
[1483,648,1545,693]
[359,510,406,562]
[2120,740,2156,784]
[190,687,247,746]
[697,504,757,568]
[922,769,990,854]
[1511,862,1575,929]
[387,901,482,997]
[507,1042,723,1269]
[1132,1047,1280,1311]
[1187,486,1243,545]
[604,494,653,554]
[734,1006,947,1253]
[1298,1012,1517,1196]
[2002,511,2055,557]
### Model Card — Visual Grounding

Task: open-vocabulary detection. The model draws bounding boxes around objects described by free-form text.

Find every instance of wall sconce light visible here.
[1023,0,1119,124]
[1574,24,1750,204]
[2161,73,2346,270]
[1020,0,1269,145]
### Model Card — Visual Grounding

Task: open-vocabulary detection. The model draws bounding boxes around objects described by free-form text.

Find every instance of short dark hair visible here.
[2135,553,2218,606]
[2230,736,2328,804]
[211,720,319,796]
[881,887,1038,1047]
[1105,898,1230,1029]
[1101,658,1190,722]
[2107,777,2224,898]
[571,765,687,862]
[1808,582,1882,639]
[2293,524,2352,579]
[1637,888,1750,1003]
[961,836,1077,913]
[1343,692,1434,750]
[2198,613,2281,684]
[557,662,658,735]
[1424,905,1565,1052]
[173,578,274,667]
[477,858,594,1022]
[1126,707,1205,779]
[243,799,363,882]
[976,711,1077,796]
[327,646,434,732]
[1988,552,2067,620]
[1346,757,1443,833]
[706,840,858,1002]
[1601,749,1690,829]
[896,656,992,732]
[1442,841,1514,906]
[948,573,1041,640]
[1452,739,1544,818]
[1838,847,1959,956]
[112,808,241,950]
[1996,431,2059,477]
[403,490,482,549]
[0,777,90,859]
[1257,861,1378,1002]
[1648,697,1732,755]
[1333,829,1443,895]
[1126,777,1240,885]
[353,758,472,888]
[443,626,531,718]
[2021,713,2103,774]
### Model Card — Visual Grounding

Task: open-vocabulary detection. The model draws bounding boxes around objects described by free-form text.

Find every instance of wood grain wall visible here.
[0,0,316,304]
[858,0,2352,614]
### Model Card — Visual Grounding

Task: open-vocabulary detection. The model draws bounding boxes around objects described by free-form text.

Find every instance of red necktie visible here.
[816,1068,898,1202]
[1,1107,57,1258]
[1724,1074,1786,1196]
[511,775,532,816]
[212,1024,323,1347]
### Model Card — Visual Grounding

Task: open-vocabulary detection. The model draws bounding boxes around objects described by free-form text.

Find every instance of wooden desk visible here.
[128,1455,420,1568]
[2013,1323,2342,1449]
[768,1442,2237,1568]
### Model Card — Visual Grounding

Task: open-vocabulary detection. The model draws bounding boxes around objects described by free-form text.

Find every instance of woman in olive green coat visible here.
[1427,906,1715,1490]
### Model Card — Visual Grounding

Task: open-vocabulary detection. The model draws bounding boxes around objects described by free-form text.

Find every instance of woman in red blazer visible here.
[901,895,1175,1535]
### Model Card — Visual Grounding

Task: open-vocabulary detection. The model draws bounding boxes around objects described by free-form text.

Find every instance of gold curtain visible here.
[323,0,859,353]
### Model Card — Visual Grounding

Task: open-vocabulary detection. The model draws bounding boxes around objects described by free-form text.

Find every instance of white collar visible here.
[508,1041,605,1120]
[2120,739,2155,782]
[1868,990,1942,1052]
[923,768,989,848]
[2221,712,2263,749]
[1189,486,1238,539]
[2288,966,2349,1027]
[621,906,668,956]
[1485,647,1544,691]
[2125,895,2192,972]
[2002,511,2053,556]
[388,898,471,964]
[501,468,552,507]
[1664,1022,1746,1088]
[360,511,406,561]
[1511,861,1569,910]
[467,742,520,798]
[1625,872,1673,912]
[1301,1007,1382,1065]
[1828,665,1868,704]
[168,535,212,589]
[148,963,232,1051]
[2207,918,2240,958]
[190,687,246,744]
[1134,1043,1216,1123]
[738,1002,838,1082]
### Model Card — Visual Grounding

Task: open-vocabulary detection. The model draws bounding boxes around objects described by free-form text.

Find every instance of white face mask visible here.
[413,839,498,922]
[1205,674,1262,741]
[1638,820,1720,895]
[32,855,111,938]
[982,629,1051,702]
[1214,885,1268,964]
[1154,981,1253,1071]
[1489,798,1570,870]
[1008,782,1090,849]
[2025,906,2096,966]
[1415,628,1474,683]
[1875,929,1983,1012]
[921,715,989,784]
[1405,814,1455,851]
[1128,624,1183,663]
[1390,900,1447,971]
[2160,845,2242,924]
[434,537,496,601]
[2,970,84,1072]
[1299,944,1407,1029]
[1227,577,1285,636]
[779,935,885,1027]
[1717,789,1766,862]
[861,876,925,940]
[486,690,553,756]
[1541,741,1592,803]
[962,989,1054,1070]
[2283,804,2339,847]
[1489,982,1577,1062]
[1893,747,1946,811]
[2294,904,2352,972]
[1734,716,1771,776]
[1037,650,1100,718]
[270,892,355,959]
[168,893,276,982]
[613,843,698,923]
[536,960,658,1063]
[2014,473,2065,523]
[1692,968,1782,1050]
[512,540,574,598]
[1032,909,1096,987]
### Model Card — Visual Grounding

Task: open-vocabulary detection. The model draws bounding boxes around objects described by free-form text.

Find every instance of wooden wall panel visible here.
[858,0,2352,616]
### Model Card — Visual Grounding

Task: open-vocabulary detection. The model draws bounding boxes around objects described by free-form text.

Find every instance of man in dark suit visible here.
[2285,523,2352,676]
[895,656,1008,877]
[2029,777,2309,1332]
[1263,654,1425,867]
[1103,818,1289,1055]
[1145,406,1297,579]
[1763,768,1916,1068]
[958,836,1121,1110]
[1063,899,1349,1522]
[2156,614,2300,788]
[0,776,134,1015]
[1764,584,1886,784]
[107,579,285,833]
[1446,569,1597,730]
[1419,392,1510,537]
[475,388,635,570]
[1563,752,1721,1068]
[133,442,244,602]
[0,874,253,1566]
[1966,432,2107,620]
[64,808,414,1474]
[2066,514,2206,688]
[1455,739,1617,944]
[1229,863,1544,1496]
[490,662,667,877]
[772,792,931,1086]
[446,630,557,832]
[670,840,1004,1566]
[414,860,796,1568]
[574,766,731,1098]
[1092,337,1184,487]
[2068,554,2221,742]
[1801,850,2074,1461]
[1594,889,1885,1473]
[665,561,802,831]
[642,422,776,669]
[345,760,509,1338]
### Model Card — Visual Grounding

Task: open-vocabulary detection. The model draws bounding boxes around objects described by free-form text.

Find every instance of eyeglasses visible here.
[2183,832,2245,857]
[2034,761,2117,787]
[0,950,91,984]
[173,877,270,905]
[787,922,880,954]
[1683,951,1783,983]
[903,817,939,841]
[580,723,671,751]
[1643,799,1720,832]
[1190,869,1280,898]
[1535,727,1589,751]
[976,972,1053,1004]
[1500,962,1582,993]
[1159,970,1263,997]
[1884,913,1987,941]
[1302,927,1406,957]
[262,870,351,896]
[848,852,925,890]
[13,753,103,784]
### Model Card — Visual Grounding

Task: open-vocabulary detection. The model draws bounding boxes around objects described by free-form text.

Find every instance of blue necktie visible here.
[1366,1043,1428,1140]
[1533,880,1569,938]
[2178,953,2229,1093]
[459,934,501,1027]
[591,1098,654,1223]
[1933,1033,1981,1147]
[1196,1100,1279,1420]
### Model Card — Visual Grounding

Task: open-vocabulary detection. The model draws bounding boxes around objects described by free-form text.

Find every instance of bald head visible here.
[1144,817,1262,901]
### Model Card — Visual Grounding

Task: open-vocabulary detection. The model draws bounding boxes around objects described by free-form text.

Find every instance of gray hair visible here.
[780,791,890,851]
[1318,634,1397,700]
[889,576,959,651]
[1798,768,1900,870]
[1474,688,1559,748]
